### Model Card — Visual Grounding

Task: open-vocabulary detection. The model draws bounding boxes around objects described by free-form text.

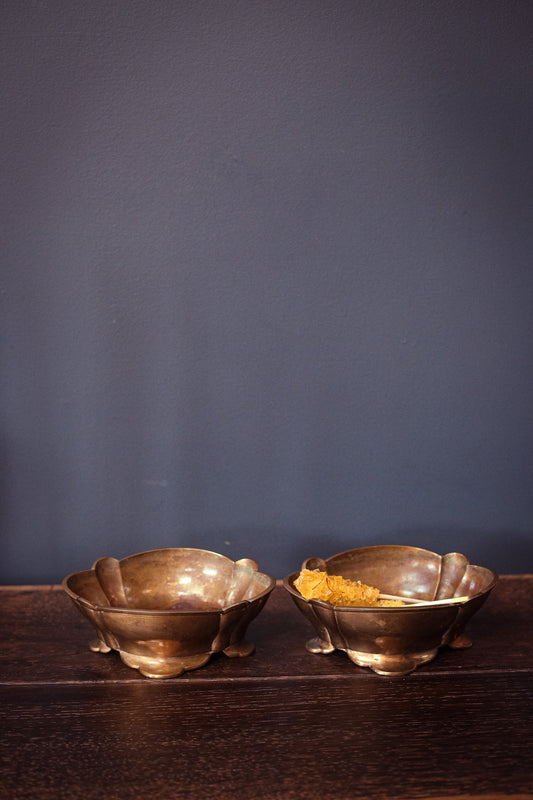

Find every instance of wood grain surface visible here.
[1,578,532,799]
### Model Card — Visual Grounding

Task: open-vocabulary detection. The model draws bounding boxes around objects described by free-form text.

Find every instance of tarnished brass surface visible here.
[283,544,497,676]
[63,548,275,678]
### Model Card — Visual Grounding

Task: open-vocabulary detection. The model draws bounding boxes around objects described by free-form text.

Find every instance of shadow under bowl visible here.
[283,544,497,676]
[63,547,275,678]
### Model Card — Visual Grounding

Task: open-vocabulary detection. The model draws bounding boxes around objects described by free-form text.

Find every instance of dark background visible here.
[2,0,532,584]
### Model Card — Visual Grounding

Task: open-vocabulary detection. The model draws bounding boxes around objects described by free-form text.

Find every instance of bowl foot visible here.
[448,633,472,649]
[90,638,111,654]
[305,636,335,655]
[223,640,255,658]
[345,647,438,676]
[88,637,257,677]
[119,651,212,678]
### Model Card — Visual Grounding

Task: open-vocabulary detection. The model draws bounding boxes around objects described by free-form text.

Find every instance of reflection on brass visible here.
[63,548,275,678]
[283,545,497,677]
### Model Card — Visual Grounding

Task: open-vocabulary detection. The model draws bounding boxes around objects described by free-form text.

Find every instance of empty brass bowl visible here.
[283,545,497,676]
[63,547,275,678]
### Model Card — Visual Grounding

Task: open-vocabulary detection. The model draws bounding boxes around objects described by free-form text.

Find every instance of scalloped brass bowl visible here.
[63,548,275,678]
[283,545,497,676]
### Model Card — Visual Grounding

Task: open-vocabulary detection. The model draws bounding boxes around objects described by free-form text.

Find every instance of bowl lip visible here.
[308,542,498,572]
[62,547,276,615]
[282,543,499,612]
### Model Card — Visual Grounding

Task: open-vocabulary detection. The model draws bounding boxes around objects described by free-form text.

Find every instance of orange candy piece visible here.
[294,569,404,607]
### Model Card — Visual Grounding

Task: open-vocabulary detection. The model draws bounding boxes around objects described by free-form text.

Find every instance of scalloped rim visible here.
[62,547,276,615]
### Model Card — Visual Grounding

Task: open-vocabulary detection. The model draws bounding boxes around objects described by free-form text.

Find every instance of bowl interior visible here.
[65,548,273,612]
[308,545,497,602]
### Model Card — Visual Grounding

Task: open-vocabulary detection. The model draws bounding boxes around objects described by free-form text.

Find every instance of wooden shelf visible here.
[1,577,532,799]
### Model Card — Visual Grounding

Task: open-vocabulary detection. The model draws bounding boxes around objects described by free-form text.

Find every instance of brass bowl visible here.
[63,547,275,678]
[283,545,498,676]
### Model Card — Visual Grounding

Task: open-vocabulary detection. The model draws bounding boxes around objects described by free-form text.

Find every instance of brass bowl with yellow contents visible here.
[63,547,275,678]
[283,545,497,676]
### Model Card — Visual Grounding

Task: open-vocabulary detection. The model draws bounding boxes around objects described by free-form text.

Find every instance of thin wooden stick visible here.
[379,593,470,606]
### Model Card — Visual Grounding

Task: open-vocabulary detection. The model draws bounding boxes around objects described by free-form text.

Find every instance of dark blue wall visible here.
[2,1,532,583]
